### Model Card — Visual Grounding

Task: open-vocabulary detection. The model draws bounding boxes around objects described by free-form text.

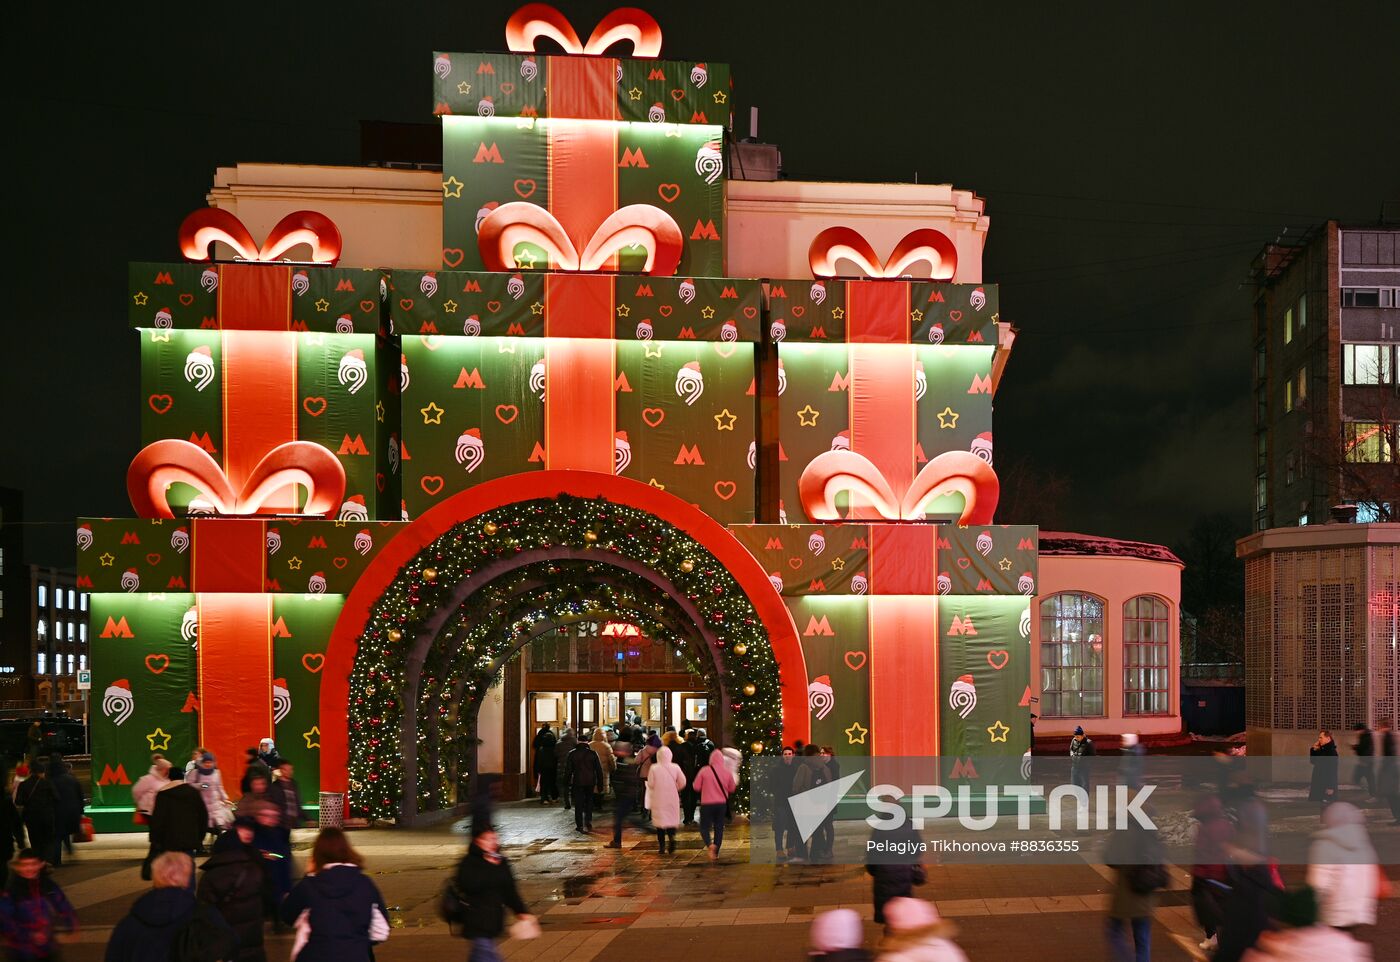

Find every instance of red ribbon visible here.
[180,209,342,265]
[197,593,273,800]
[543,275,616,471]
[506,4,663,57]
[808,227,957,280]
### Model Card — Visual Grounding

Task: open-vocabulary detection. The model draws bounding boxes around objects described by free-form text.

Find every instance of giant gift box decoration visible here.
[87,4,1039,823]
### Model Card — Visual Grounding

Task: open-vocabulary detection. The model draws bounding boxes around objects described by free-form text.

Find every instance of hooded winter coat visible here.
[104,886,229,962]
[877,924,969,962]
[132,764,170,817]
[693,750,736,804]
[1239,926,1372,962]
[645,747,686,829]
[1309,738,1339,801]
[451,843,528,939]
[185,764,233,829]
[198,834,268,962]
[589,729,616,794]
[279,864,387,962]
[149,781,208,854]
[1306,803,1379,928]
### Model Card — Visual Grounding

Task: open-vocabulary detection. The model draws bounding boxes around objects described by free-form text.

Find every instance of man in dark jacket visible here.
[866,823,926,928]
[14,761,60,867]
[0,766,26,865]
[605,744,641,849]
[1352,722,1375,797]
[1378,719,1399,823]
[149,771,207,864]
[531,724,558,804]
[447,823,533,960]
[563,740,604,832]
[106,851,235,962]
[267,761,304,831]
[675,731,700,826]
[46,756,85,865]
[197,819,267,962]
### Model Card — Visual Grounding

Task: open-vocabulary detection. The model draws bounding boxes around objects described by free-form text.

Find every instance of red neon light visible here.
[477,202,684,275]
[808,226,959,280]
[505,3,663,58]
[798,449,999,524]
[601,621,641,637]
[127,438,347,518]
[179,208,343,265]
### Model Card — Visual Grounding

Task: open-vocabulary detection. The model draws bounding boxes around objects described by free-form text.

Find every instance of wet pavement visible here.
[41,798,1400,961]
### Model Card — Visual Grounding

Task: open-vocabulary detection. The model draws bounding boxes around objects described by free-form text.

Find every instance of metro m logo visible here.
[474,142,504,164]
[618,147,649,168]
[101,617,135,639]
[674,444,705,466]
[968,373,993,394]
[803,615,834,637]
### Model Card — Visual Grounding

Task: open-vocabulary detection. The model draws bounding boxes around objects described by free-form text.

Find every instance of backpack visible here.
[1125,862,1169,894]
[172,903,239,962]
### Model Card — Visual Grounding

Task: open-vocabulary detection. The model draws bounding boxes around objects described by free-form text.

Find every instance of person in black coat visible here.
[447,822,533,959]
[866,822,926,927]
[1308,730,1339,805]
[531,724,558,804]
[197,819,267,962]
[563,741,604,832]
[1211,858,1276,962]
[106,851,235,962]
[279,828,387,962]
[1351,722,1375,797]
[1378,720,1400,823]
[14,761,60,867]
[46,756,84,865]
[0,766,26,865]
[149,771,208,860]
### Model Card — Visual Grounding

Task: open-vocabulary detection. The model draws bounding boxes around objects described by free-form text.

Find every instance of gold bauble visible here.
[422,567,438,582]
[680,559,695,573]
[750,741,765,754]
[483,521,498,536]
[584,530,599,543]
[742,683,756,696]
[732,643,748,656]
[387,628,403,643]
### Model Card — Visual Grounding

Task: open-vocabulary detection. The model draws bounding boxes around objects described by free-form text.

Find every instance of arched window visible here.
[1124,595,1171,715]
[1039,593,1105,717]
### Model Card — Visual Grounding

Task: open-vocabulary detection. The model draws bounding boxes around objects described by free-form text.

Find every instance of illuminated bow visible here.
[505,3,662,57]
[798,450,998,524]
[128,439,347,518]
[808,226,958,280]
[178,208,344,265]
[477,202,684,275]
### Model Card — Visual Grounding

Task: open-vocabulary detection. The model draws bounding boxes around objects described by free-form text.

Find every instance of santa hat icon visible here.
[342,494,366,509]
[190,345,212,358]
[108,678,131,692]
[682,361,700,372]
[125,567,138,576]
[312,571,326,580]
[401,353,408,364]
[615,431,629,443]
[343,349,365,363]
[459,428,482,441]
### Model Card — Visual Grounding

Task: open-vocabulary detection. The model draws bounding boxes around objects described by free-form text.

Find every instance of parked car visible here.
[0,714,88,765]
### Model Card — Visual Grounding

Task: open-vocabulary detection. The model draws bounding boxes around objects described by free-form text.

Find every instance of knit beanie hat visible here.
[810,908,863,952]
[883,897,941,933]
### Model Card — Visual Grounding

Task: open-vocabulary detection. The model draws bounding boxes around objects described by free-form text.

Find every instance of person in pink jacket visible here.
[693,750,737,859]
[644,747,686,854]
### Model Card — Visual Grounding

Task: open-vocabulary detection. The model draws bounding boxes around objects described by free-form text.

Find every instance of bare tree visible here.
[1301,351,1398,521]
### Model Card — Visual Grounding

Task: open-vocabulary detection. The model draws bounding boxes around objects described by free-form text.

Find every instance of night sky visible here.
[6,2,1398,567]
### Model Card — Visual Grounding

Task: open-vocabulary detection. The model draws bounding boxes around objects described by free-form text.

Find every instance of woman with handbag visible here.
[280,828,388,961]
[444,822,535,962]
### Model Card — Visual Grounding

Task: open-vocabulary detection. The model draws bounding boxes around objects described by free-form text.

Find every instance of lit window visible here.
[66,654,74,675]
[79,623,86,643]
[1299,513,1309,526]
[1284,307,1293,344]
[67,590,75,609]
[66,622,74,641]
[1356,502,1393,523]
[1039,593,1106,717]
[79,655,86,671]
[1298,293,1307,330]
[79,594,87,612]
[1345,422,1395,463]
[1285,379,1293,412]
[37,585,46,608]
[1123,596,1171,715]
[1296,367,1307,404]
[55,590,63,610]
[1256,474,1267,511]
[36,653,45,675]
[1343,344,1393,385]
[36,621,46,639]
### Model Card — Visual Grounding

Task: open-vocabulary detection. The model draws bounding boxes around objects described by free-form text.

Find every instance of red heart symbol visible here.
[302,396,327,417]
[420,475,445,496]
[486,300,502,313]
[146,553,161,566]
[844,651,867,671]
[495,404,519,424]
[178,293,194,306]
[442,248,465,268]
[787,556,803,570]
[375,472,386,492]
[949,310,963,321]
[641,408,665,427]
[658,304,672,317]
[791,305,805,318]
[670,88,685,101]
[657,183,681,203]
[399,298,414,311]
[713,480,737,501]
[956,557,971,569]
[500,81,515,94]
[148,394,173,414]
[145,654,170,675]
[743,306,757,319]
[987,649,1009,670]
[513,179,536,199]
[301,653,325,674]
[332,556,349,570]
[359,299,376,314]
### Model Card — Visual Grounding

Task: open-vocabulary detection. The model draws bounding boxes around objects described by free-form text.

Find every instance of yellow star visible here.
[616,304,631,318]
[998,557,1012,572]
[442,176,464,199]
[497,339,517,354]
[334,519,348,528]
[146,727,172,751]
[937,407,959,429]
[796,405,820,427]
[644,342,664,359]
[515,248,538,269]
[530,301,544,315]
[421,402,445,425]
[714,408,737,431]
[986,720,1010,743]
[98,552,115,567]
[148,329,170,343]
[287,556,304,572]
[831,307,846,320]
[713,90,728,105]
[303,726,322,749]
[648,478,666,490]
[442,299,458,314]
[700,305,716,319]
[456,81,472,95]
[628,86,643,101]
[845,721,868,746]
[831,557,846,571]
[375,400,386,423]
[314,298,330,313]
[910,308,924,323]
[133,291,149,306]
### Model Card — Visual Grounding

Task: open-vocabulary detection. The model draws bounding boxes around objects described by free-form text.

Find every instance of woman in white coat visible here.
[185,750,233,836]
[645,746,686,854]
[1305,802,1378,930]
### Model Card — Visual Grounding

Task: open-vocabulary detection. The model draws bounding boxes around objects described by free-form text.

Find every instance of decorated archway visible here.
[319,471,808,822]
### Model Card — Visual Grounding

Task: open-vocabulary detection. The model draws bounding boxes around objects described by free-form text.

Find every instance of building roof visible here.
[1038,531,1182,565]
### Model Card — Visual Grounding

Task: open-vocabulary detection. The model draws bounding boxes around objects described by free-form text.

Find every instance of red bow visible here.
[477,202,684,275]
[506,3,662,57]
[808,226,958,280]
[127,439,346,519]
[179,208,343,265]
[798,450,998,524]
